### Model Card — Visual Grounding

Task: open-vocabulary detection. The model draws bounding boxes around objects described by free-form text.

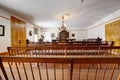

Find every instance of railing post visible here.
[0,58,8,80]
[65,45,67,56]
[69,58,74,80]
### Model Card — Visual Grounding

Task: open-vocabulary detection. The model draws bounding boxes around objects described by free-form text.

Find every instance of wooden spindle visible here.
[86,64,90,80]
[22,63,28,80]
[45,63,49,80]
[15,62,21,80]
[30,63,35,80]
[37,63,42,80]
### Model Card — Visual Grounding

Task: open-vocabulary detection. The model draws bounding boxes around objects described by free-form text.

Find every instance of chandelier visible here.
[58,15,67,31]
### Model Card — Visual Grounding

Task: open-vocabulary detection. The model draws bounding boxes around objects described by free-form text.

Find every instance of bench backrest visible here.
[0,56,120,80]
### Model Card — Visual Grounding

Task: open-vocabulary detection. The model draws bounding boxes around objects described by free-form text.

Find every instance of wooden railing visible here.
[0,56,120,80]
[7,46,120,57]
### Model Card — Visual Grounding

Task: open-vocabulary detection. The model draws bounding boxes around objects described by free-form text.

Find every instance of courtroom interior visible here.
[0,0,120,80]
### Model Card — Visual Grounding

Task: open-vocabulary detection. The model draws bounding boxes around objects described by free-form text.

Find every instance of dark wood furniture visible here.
[58,30,69,42]
[7,45,120,56]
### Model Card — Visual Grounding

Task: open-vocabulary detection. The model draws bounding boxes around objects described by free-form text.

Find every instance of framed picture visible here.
[29,30,32,36]
[0,25,5,36]
[51,33,55,38]
[72,33,75,37]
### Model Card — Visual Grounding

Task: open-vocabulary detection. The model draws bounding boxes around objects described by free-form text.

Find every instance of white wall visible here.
[26,23,34,42]
[26,24,42,42]
[68,30,88,41]
[0,9,11,52]
[42,29,88,41]
[36,27,42,41]
[88,9,120,40]
[88,25,105,40]
[42,29,59,42]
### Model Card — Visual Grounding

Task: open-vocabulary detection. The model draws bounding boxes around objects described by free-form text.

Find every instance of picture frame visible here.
[51,33,55,38]
[0,25,5,36]
[72,33,75,37]
[29,30,32,36]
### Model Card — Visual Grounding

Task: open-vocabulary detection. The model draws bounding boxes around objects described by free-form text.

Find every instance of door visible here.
[11,16,26,47]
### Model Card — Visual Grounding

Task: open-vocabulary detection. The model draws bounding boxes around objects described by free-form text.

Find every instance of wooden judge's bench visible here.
[52,29,100,43]
[58,30,69,42]
[52,29,76,42]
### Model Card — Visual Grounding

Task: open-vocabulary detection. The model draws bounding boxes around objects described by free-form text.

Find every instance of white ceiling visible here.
[0,0,120,29]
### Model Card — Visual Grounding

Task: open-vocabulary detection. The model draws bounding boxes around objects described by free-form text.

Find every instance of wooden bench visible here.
[0,56,120,80]
[7,46,120,57]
